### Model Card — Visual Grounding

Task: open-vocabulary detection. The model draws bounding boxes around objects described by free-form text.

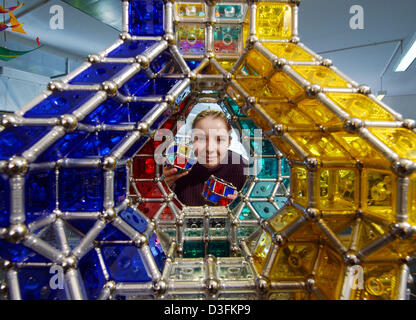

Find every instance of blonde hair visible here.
[192,110,232,131]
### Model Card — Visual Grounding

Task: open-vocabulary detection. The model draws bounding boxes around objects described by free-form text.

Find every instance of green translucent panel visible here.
[229,196,241,210]
[239,119,260,137]
[239,206,256,220]
[208,241,230,257]
[250,139,276,155]
[162,228,176,238]
[183,241,205,258]
[185,228,204,237]
[281,158,290,176]
[257,158,278,179]
[208,228,227,237]
[250,181,275,198]
[252,201,277,219]
[237,225,257,239]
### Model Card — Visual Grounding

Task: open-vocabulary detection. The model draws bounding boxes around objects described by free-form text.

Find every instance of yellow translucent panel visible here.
[262,102,314,126]
[263,43,315,61]
[350,264,400,300]
[268,292,308,300]
[408,173,416,226]
[362,170,395,223]
[331,132,389,167]
[269,72,305,100]
[357,221,389,252]
[323,217,355,248]
[370,128,416,161]
[253,231,272,273]
[226,85,245,107]
[290,132,351,160]
[176,3,206,18]
[366,236,416,261]
[288,221,324,241]
[318,169,358,210]
[270,206,303,232]
[256,3,292,39]
[217,60,235,72]
[236,77,285,98]
[205,63,220,74]
[292,166,308,206]
[269,243,318,281]
[244,49,274,77]
[292,66,350,88]
[314,246,344,300]
[269,136,301,161]
[297,99,341,126]
[327,93,395,121]
[247,108,271,131]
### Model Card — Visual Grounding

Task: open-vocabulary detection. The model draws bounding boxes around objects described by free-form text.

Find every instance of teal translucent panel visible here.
[251,201,277,219]
[257,158,278,179]
[223,97,246,117]
[240,179,251,195]
[228,196,241,210]
[250,181,274,198]
[281,157,290,176]
[239,206,256,220]
[283,178,290,189]
[275,196,288,209]
[215,4,243,19]
[208,241,230,257]
[213,24,242,55]
[250,139,276,156]
[183,241,205,258]
[237,225,257,239]
[239,119,258,137]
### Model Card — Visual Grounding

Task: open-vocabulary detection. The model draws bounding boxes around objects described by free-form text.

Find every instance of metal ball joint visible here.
[60,114,78,132]
[101,81,118,97]
[6,224,28,243]
[7,157,28,176]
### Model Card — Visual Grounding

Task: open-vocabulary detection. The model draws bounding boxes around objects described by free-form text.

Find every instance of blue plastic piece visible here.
[150,51,172,73]
[79,249,106,300]
[0,175,9,228]
[37,132,88,162]
[18,267,65,300]
[105,102,155,124]
[0,240,49,263]
[186,60,201,70]
[129,0,164,36]
[119,71,150,96]
[68,132,126,158]
[142,79,180,96]
[24,91,95,118]
[208,193,221,203]
[66,220,130,241]
[107,40,157,58]
[119,207,148,233]
[82,99,123,125]
[101,244,151,282]
[0,126,50,160]
[59,168,103,212]
[114,167,127,207]
[69,63,127,84]
[149,233,166,271]
[26,170,56,224]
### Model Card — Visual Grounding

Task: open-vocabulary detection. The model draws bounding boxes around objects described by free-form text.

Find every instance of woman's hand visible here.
[163,166,189,187]
[226,190,238,201]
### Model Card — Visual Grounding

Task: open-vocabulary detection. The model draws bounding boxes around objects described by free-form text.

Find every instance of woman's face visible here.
[192,116,231,169]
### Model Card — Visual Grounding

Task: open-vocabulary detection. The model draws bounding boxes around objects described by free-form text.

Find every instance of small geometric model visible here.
[164,141,197,173]
[202,175,237,205]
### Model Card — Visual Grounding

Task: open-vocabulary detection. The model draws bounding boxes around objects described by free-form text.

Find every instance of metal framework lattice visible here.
[0,0,415,300]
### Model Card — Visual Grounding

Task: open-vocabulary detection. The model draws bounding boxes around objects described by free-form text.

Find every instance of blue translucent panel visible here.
[129,0,164,36]
[107,40,157,58]
[18,267,65,300]
[79,249,106,300]
[275,196,288,209]
[186,60,201,70]
[224,186,235,196]
[105,102,154,125]
[67,220,130,241]
[24,91,95,118]
[251,139,276,156]
[257,158,278,179]
[0,175,9,228]
[26,170,55,224]
[122,136,149,160]
[239,119,259,137]
[150,51,172,73]
[68,132,126,158]
[141,79,180,96]
[69,63,127,85]
[101,244,151,282]
[0,126,50,160]
[0,240,49,263]
[119,72,150,96]
[59,168,103,211]
[250,181,274,198]
[114,167,127,207]
[281,157,290,176]
[149,233,166,271]
[239,206,256,220]
[82,99,123,125]
[119,207,148,233]
[37,132,88,162]
[252,201,277,219]
[208,193,221,203]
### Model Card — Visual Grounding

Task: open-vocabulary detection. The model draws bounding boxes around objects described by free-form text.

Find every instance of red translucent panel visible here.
[214,181,225,194]
[174,155,187,168]
[218,198,230,206]
[172,196,183,211]
[138,201,162,219]
[136,181,163,198]
[133,156,156,179]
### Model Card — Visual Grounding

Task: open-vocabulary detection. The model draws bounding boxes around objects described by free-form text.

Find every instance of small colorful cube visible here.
[165,141,197,173]
[202,175,236,205]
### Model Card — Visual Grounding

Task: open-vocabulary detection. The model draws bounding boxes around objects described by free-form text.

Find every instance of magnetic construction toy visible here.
[0,0,416,300]
[202,175,237,205]
[165,141,197,173]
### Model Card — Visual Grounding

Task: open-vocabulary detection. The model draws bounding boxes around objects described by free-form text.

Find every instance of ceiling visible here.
[1,0,416,98]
